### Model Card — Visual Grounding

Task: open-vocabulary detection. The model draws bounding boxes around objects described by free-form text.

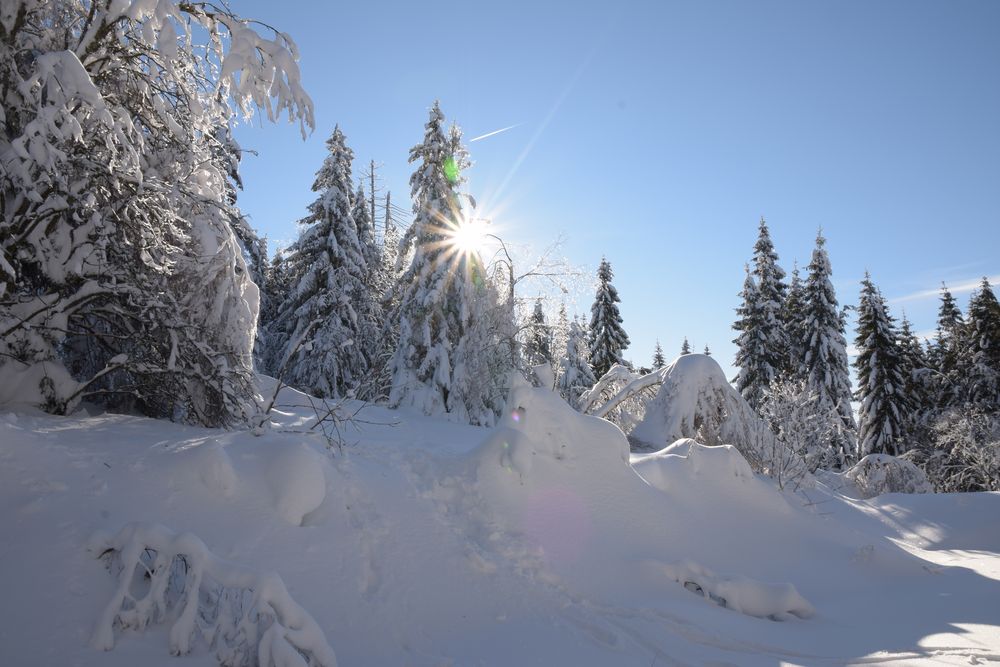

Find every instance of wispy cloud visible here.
[469,123,522,143]
[889,274,1000,304]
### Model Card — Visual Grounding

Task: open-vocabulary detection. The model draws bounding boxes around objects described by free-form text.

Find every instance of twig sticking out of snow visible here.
[88,522,337,667]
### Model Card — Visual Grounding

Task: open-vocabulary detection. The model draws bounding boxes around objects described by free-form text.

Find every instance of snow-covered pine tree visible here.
[733,266,773,410]
[801,232,856,438]
[557,318,598,409]
[524,299,554,367]
[931,283,966,406]
[551,303,570,378]
[0,0,312,425]
[680,338,692,355]
[652,341,666,369]
[781,261,808,378]
[353,184,383,287]
[387,103,509,425]
[704,345,712,356]
[897,312,931,436]
[270,126,374,399]
[750,217,789,370]
[963,278,1000,409]
[588,258,630,378]
[854,273,910,457]
[257,249,292,376]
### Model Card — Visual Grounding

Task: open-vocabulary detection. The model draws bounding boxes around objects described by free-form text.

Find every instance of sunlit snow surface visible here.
[1,379,998,666]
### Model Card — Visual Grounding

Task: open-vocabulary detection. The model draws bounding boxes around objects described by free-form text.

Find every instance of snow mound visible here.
[632,439,755,492]
[89,522,337,666]
[475,382,630,480]
[195,443,238,497]
[267,443,328,525]
[660,560,815,621]
[840,454,934,498]
[630,354,762,449]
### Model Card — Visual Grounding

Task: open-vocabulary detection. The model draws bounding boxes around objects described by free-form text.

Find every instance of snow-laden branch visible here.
[89,522,337,667]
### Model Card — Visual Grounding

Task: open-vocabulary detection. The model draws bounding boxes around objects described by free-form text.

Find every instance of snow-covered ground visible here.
[1,379,999,666]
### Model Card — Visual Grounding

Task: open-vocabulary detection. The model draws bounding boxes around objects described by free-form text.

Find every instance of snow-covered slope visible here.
[1,382,999,666]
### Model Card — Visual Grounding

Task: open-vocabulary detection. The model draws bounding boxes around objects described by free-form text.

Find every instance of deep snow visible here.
[1,379,999,666]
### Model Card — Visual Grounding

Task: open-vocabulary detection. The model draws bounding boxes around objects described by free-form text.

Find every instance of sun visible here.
[446,216,489,257]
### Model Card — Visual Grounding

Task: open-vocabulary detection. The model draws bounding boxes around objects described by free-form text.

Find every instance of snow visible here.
[1,382,999,666]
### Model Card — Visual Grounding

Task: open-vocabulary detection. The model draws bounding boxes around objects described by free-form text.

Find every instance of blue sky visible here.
[233,0,1000,379]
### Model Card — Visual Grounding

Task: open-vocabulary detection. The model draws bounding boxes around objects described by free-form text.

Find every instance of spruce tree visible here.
[963,278,1000,409]
[680,338,692,355]
[733,266,773,409]
[588,258,630,378]
[270,126,374,399]
[704,345,712,356]
[388,103,508,425]
[854,274,910,457]
[750,217,789,369]
[932,283,966,406]
[525,299,554,366]
[652,341,666,369]
[782,261,808,378]
[802,232,855,434]
[557,318,597,409]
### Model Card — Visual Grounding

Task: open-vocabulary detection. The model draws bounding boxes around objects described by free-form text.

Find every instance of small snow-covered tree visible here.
[557,318,598,409]
[387,102,509,425]
[854,274,910,458]
[733,266,774,410]
[801,232,855,437]
[760,379,850,472]
[652,340,666,369]
[0,0,313,425]
[782,261,808,378]
[930,283,967,406]
[551,303,570,377]
[957,278,1000,409]
[270,126,375,399]
[748,218,788,373]
[703,345,712,356]
[588,258,630,378]
[680,337,692,355]
[524,299,554,366]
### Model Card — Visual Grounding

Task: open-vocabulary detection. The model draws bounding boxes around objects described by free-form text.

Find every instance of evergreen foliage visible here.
[525,299,554,367]
[964,278,1000,409]
[801,232,855,435]
[854,274,910,457]
[269,127,376,399]
[387,102,509,425]
[652,341,666,370]
[557,318,597,409]
[588,258,630,378]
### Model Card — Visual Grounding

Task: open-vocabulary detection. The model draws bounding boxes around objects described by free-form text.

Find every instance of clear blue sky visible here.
[233,0,1000,380]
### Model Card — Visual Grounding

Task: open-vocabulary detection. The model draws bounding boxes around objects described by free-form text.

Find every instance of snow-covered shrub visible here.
[841,454,933,498]
[89,523,337,667]
[904,408,1000,492]
[578,363,655,434]
[759,379,850,473]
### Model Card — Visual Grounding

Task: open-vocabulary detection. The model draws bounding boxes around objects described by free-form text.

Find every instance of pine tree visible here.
[931,283,966,406]
[525,299,554,367]
[388,103,509,425]
[704,345,711,356]
[0,1,312,425]
[854,273,910,457]
[270,126,374,399]
[551,303,570,377]
[733,266,773,409]
[588,258,630,378]
[897,312,930,432]
[782,261,808,378]
[750,217,789,366]
[557,318,597,409]
[963,278,1000,408]
[801,232,856,436]
[680,338,692,355]
[652,341,666,369]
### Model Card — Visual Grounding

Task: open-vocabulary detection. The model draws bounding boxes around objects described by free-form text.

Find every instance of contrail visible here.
[469,123,522,143]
